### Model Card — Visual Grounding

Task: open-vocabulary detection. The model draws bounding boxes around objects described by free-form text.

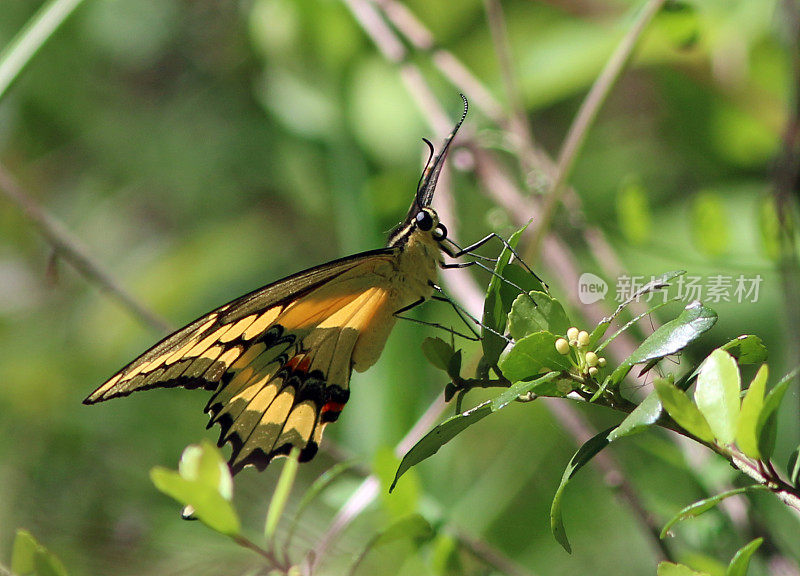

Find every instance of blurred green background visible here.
[1,0,798,574]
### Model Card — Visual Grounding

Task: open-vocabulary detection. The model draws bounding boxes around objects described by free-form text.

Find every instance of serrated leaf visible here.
[695,350,740,445]
[726,537,763,576]
[654,379,715,443]
[608,391,663,442]
[508,291,571,340]
[391,372,559,491]
[550,427,615,553]
[660,485,768,538]
[721,335,768,365]
[756,370,797,460]
[498,331,572,383]
[151,467,241,535]
[735,365,768,459]
[657,562,711,576]
[422,337,455,372]
[265,447,300,543]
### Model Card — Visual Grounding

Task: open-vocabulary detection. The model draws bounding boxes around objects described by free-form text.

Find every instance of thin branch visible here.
[232,534,291,573]
[0,0,85,101]
[372,0,505,122]
[0,164,172,333]
[528,0,668,260]
[773,0,800,385]
[453,530,537,576]
[482,0,539,179]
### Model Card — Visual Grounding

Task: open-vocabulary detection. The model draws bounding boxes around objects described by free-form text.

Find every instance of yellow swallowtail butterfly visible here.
[85,96,492,475]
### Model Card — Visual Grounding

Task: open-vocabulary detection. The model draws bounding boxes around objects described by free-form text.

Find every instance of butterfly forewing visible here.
[85,249,398,473]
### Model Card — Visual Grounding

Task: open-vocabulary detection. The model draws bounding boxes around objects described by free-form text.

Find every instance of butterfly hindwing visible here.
[85,249,399,474]
[208,280,396,472]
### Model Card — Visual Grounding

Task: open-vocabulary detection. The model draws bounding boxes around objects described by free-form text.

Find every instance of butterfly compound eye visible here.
[415,210,435,231]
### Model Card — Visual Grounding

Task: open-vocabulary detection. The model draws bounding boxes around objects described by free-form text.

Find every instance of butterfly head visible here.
[388,94,468,249]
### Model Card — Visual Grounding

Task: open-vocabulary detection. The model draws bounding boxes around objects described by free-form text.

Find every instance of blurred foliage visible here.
[1,0,799,575]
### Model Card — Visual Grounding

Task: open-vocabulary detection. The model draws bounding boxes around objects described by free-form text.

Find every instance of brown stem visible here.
[232,534,292,573]
[528,0,668,260]
[0,163,171,333]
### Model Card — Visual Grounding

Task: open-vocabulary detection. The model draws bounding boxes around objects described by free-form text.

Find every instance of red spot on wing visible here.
[285,354,312,374]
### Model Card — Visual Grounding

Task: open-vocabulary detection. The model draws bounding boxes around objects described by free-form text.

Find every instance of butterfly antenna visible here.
[416,138,436,193]
[416,94,469,208]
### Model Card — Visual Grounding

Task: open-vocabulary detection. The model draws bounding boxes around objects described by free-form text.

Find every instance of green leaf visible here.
[11,529,68,576]
[151,446,241,537]
[422,337,455,372]
[608,391,663,442]
[375,448,418,519]
[481,225,528,367]
[660,485,768,538]
[550,427,615,553]
[33,549,68,576]
[758,196,781,261]
[608,301,717,388]
[592,270,686,350]
[656,0,700,50]
[735,365,768,459]
[756,369,797,460]
[391,372,559,492]
[691,191,729,256]
[694,350,741,445]
[788,445,800,487]
[628,301,717,365]
[507,291,571,340]
[11,529,39,575]
[446,349,462,381]
[721,335,768,365]
[616,180,651,245]
[498,331,572,383]
[179,440,233,500]
[431,534,461,576]
[726,537,763,576]
[657,562,711,576]
[654,378,715,443]
[265,447,301,543]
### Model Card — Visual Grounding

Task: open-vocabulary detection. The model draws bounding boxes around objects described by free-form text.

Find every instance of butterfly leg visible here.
[440,258,536,305]
[430,284,512,344]
[442,233,547,288]
[393,298,480,341]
